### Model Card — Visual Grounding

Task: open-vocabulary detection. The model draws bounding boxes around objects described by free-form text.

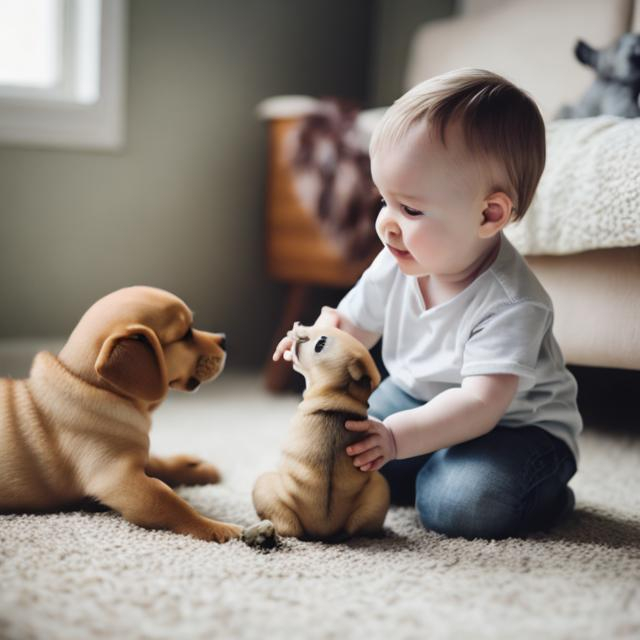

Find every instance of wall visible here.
[0,0,373,367]
[0,0,456,368]
[368,0,456,106]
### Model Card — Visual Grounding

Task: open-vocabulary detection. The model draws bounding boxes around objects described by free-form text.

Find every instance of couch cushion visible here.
[505,116,640,255]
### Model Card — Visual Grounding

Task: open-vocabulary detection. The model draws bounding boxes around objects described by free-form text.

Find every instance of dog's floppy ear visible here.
[575,39,598,69]
[95,324,168,402]
[347,354,381,403]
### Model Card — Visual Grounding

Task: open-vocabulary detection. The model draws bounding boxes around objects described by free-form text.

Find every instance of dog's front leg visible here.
[146,454,221,487]
[91,470,241,542]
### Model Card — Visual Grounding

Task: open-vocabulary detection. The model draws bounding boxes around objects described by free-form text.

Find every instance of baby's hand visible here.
[345,416,397,472]
[272,332,295,362]
[272,307,341,362]
[315,306,341,329]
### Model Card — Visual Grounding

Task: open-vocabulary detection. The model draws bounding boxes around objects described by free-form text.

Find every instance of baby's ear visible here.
[479,192,513,238]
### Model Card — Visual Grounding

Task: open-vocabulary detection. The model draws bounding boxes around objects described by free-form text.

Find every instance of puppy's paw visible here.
[173,455,222,485]
[242,520,279,550]
[206,521,243,543]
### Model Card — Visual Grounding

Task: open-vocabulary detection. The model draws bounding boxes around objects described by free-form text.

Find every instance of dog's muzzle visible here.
[292,335,309,359]
[195,354,224,382]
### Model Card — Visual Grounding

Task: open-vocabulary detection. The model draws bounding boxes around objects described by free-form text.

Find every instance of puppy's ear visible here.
[575,40,598,69]
[347,354,381,403]
[95,324,168,402]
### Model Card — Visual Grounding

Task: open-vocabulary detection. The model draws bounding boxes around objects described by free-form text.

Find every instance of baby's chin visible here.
[393,257,430,278]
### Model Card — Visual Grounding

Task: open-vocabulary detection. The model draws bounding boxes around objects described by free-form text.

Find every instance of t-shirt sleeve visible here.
[337,248,397,334]
[461,301,552,391]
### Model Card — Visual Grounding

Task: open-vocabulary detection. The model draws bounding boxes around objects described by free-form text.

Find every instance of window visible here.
[0,0,127,150]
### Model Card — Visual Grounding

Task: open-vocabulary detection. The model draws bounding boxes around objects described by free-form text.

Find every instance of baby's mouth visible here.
[387,244,412,260]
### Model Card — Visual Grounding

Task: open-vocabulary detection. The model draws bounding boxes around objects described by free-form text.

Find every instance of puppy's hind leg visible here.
[344,472,390,538]
[252,472,304,538]
[146,454,221,487]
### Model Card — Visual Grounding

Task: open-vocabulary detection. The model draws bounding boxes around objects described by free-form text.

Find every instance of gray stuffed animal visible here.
[557,33,640,119]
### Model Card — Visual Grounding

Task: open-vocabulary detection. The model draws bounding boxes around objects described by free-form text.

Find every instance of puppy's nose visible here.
[217,334,227,352]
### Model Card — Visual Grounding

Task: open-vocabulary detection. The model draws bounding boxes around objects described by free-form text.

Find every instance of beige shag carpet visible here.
[0,364,639,640]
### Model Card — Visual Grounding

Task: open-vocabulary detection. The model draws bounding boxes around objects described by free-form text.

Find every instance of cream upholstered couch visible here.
[395,0,640,371]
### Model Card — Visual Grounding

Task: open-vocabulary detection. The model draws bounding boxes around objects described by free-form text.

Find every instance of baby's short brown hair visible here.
[370,68,546,220]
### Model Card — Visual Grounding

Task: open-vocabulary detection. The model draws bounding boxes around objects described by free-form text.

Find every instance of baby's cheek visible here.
[374,216,386,243]
[406,222,437,251]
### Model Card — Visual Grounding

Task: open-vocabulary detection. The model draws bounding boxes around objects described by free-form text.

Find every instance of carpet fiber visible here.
[0,371,638,640]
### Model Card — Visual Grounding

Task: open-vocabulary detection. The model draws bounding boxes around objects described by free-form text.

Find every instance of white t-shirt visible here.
[337,233,582,461]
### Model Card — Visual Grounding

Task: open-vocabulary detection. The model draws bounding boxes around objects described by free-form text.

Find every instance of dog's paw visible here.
[207,521,243,543]
[174,455,221,485]
[242,520,279,550]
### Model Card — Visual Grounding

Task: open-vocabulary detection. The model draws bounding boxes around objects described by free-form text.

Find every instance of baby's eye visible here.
[402,204,424,217]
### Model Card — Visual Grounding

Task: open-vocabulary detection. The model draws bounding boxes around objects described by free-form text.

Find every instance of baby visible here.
[274,68,582,540]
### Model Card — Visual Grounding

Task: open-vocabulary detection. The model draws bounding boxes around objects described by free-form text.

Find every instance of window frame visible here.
[0,0,128,151]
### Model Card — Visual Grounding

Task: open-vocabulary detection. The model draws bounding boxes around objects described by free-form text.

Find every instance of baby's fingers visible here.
[272,336,293,361]
[346,435,378,456]
[361,457,385,472]
[345,419,372,432]
[353,447,382,469]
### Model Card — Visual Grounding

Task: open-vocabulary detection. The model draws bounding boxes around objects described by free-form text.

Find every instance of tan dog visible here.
[252,324,390,541]
[0,286,242,542]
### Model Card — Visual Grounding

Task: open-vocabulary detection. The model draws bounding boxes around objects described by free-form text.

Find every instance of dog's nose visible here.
[218,334,226,352]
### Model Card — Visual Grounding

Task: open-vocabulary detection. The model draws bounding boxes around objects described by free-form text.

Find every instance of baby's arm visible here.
[346,374,519,470]
[387,374,519,458]
[272,306,380,361]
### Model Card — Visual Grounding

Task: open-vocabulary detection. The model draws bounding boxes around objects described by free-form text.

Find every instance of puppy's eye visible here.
[314,336,327,353]
[182,327,193,341]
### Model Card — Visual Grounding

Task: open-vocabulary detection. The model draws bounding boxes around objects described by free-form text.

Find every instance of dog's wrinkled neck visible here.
[300,384,370,418]
[30,352,151,432]
[59,338,98,384]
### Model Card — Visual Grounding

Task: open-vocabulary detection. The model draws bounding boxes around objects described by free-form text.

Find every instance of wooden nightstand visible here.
[263,117,376,391]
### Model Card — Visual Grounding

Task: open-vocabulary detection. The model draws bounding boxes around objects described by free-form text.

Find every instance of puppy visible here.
[0,286,242,542]
[252,324,390,541]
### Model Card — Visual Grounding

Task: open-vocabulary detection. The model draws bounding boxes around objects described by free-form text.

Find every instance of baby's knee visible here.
[415,463,521,540]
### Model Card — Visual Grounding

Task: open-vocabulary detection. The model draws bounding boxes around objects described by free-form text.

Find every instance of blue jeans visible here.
[369,378,577,540]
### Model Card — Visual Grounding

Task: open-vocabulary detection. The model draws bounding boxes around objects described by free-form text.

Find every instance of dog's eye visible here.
[314,336,327,353]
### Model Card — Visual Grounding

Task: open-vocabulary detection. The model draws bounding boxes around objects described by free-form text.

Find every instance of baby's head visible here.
[369,68,545,277]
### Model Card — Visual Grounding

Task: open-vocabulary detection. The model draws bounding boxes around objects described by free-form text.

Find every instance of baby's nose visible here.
[378,209,401,237]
